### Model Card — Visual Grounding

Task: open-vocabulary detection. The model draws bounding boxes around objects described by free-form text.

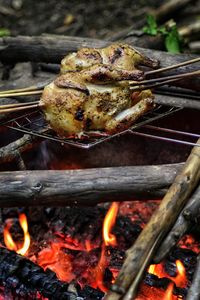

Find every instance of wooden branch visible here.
[152,0,195,23]
[0,164,182,207]
[186,254,200,300]
[105,138,200,300]
[154,184,200,263]
[0,133,39,164]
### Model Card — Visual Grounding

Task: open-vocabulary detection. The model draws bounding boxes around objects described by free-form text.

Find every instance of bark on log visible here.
[154,184,200,263]
[105,138,200,300]
[155,93,200,110]
[186,254,200,300]
[0,164,182,207]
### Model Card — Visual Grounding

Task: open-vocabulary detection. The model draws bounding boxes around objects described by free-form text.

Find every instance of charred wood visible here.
[105,138,200,300]
[154,184,200,263]
[186,254,200,300]
[0,164,183,207]
[0,247,76,300]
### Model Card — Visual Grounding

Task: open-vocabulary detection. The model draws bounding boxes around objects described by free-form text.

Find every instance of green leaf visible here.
[165,26,181,54]
[0,28,10,37]
[143,15,158,36]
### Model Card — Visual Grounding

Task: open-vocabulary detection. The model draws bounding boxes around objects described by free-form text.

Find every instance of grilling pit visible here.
[0,35,200,300]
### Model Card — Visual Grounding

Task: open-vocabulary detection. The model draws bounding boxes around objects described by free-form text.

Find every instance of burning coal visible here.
[0,201,199,299]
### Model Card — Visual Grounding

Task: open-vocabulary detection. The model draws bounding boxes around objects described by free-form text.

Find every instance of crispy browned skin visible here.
[40,43,158,137]
[61,43,159,73]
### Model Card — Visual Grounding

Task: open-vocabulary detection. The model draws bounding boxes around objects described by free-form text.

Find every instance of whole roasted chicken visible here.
[40,43,159,137]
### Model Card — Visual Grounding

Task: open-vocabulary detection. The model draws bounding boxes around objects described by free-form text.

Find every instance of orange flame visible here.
[174,260,187,288]
[94,244,108,293]
[4,213,31,256]
[103,202,119,246]
[163,283,174,300]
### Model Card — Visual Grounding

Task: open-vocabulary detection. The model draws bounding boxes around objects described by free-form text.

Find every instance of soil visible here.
[0,0,161,38]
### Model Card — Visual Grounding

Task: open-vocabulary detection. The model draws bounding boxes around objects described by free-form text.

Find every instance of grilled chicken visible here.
[40,44,159,137]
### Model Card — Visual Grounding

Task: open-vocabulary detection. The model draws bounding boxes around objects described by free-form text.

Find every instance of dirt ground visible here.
[0,0,161,38]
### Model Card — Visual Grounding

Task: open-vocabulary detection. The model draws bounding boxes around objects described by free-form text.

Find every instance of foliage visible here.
[143,15,181,54]
[0,28,10,37]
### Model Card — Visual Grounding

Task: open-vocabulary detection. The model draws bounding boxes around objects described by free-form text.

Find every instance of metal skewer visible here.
[0,57,199,97]
[0,70,199,115]
[129,70,200,87]
[0,90,43,98]
[145,57,200,76]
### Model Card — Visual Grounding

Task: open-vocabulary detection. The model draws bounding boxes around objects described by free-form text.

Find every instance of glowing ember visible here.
[147,259,187,299]
[163,283,174,300]
[147,263,165,278]
[37,242,74,282]
[4,213,30,256]
[103,202,119,247]
[179,234,200,254]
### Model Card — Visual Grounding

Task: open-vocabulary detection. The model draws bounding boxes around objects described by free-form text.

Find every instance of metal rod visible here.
[130,131,200,147]
[0,90,43,98]
[144,125,200,138]
[129,70,200,87]
[0,104,40,114]
[0,101,39,109]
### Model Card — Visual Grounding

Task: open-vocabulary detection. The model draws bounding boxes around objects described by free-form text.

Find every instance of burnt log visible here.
[186,254,200,300]
[0,164,182,207]
[0,247,76,300]
[154,184,200,263]
[105,138,200,300]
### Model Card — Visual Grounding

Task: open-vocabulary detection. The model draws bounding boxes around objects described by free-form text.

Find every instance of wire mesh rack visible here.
[0,104,183,149]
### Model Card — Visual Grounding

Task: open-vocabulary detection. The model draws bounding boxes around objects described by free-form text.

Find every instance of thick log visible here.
[105,138,200,300]
[0,35,199,91]
[155,93,200,110]
[186,254,200,300]
[154,184,200,263]
[0,164,182,207]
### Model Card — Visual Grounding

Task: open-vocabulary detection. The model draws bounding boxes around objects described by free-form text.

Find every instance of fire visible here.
[37,242,74,282]
[163,283,174,300]
[174,260,187,288]
[4,213,31,256]
[103,202,119,247]
[91,202,119,291]
[93,244,108,293]
[147,263,165,278]
[148,259,187,299]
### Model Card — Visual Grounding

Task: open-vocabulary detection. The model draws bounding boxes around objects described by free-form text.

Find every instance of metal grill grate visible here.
[0,104,183,149]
